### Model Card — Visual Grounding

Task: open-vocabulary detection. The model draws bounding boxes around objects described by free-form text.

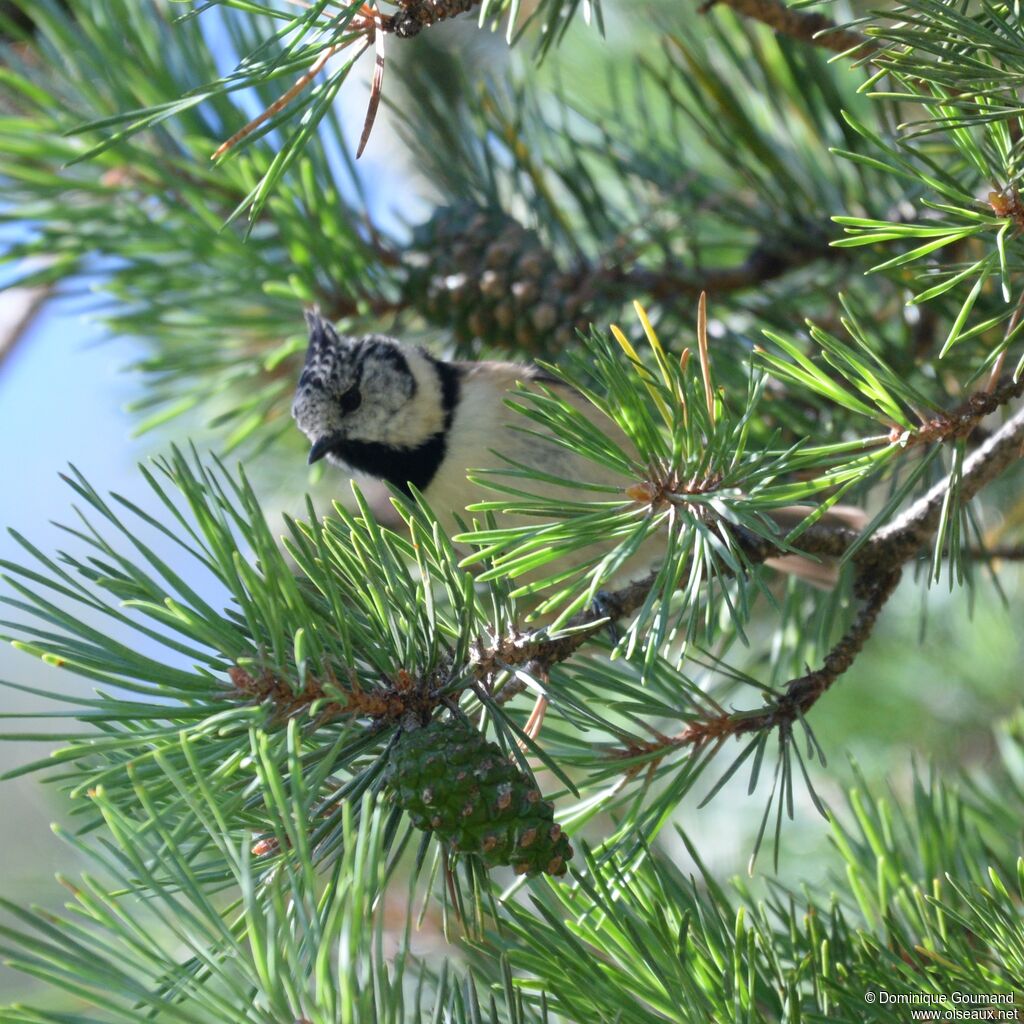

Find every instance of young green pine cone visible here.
[403,204,596,354]
[387,715,573,877]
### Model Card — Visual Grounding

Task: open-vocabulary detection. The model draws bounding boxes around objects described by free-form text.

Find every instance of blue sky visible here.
[0,290,148,993]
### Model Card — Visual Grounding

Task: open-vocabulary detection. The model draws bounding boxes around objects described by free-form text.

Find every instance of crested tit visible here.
[292,311,863,592]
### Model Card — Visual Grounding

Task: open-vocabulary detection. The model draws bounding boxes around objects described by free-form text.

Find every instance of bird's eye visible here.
[338,387,362,415]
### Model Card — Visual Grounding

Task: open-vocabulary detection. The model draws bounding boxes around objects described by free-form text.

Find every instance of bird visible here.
[292,310,864,598]
[293,310,626,528]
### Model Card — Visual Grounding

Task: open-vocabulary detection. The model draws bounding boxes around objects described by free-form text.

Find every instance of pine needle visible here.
[610,321,674,428]
[213,41,345,160]
[633,300,676,397]
[357,2,387,159]
[697,291,715,426]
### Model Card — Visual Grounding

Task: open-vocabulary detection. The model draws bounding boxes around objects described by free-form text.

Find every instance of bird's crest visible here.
[299,309,356,390]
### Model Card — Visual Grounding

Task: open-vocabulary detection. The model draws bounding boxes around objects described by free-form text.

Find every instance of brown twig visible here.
[969,543,1024,561]
[896,374,1024,449]
[611,564,901,770]
[697,0,876,59]
[620,236,842,299]
[227,663,442,725]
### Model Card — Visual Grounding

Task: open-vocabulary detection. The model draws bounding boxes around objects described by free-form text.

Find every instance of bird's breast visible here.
[426,377,626,526]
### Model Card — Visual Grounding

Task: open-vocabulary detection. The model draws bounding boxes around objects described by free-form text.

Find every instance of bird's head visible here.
[292,311,447,466]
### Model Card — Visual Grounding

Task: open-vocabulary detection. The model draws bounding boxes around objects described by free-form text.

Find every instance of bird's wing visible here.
[453,360,564,389]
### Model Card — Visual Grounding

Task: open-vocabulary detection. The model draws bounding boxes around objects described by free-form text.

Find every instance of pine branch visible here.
[471,377,1024,782]
[588,401,1024,767]
[5,0,1024,1013]
[862,400,1024,566]
[620,233,843,298]
[698,0,875,58]
[670,399,1024,755]
[970,543,1024,561]
[476,376,1024,679]
[471,519,852,686]
[895,373,1024,448]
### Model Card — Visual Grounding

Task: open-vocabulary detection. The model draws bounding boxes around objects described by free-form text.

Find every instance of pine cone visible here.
[387,716,574,877]
[403,204,597,353]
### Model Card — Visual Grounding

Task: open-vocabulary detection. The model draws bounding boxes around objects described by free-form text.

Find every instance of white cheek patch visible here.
[340,349,445,450]
[383,350,446,449]
[338,358,409,445]
[347,398,394,443]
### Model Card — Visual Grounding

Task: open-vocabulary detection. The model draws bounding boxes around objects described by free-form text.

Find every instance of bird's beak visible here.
[308,435,334,465]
